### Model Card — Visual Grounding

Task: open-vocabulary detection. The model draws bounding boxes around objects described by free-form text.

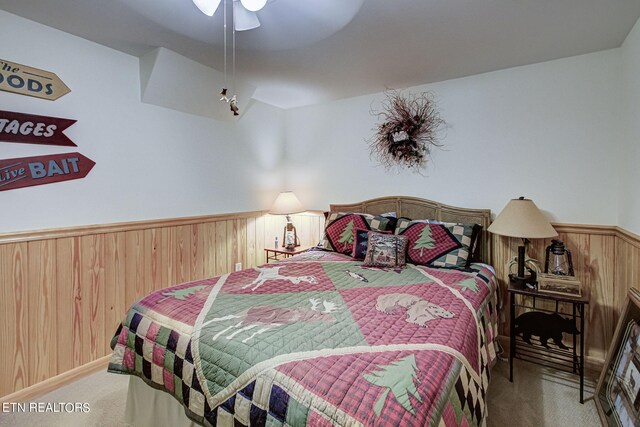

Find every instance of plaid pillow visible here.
[363,232,408,268]
[395,219,480,268]
[321,212,390,255]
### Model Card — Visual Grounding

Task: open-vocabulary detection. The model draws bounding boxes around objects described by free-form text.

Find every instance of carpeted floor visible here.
[487,358,601,426]
[0,358,601,426]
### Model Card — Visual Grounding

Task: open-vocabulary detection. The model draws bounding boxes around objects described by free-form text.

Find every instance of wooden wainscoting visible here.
[492,224,640,367]
[2,214,638,399]
[0,211,324,400]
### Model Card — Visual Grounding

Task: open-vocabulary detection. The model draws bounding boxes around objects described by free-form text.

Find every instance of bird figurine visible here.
[345,270,368,282]
[219,88,229,103]
[360,266,403,274]
[229,95,239,116]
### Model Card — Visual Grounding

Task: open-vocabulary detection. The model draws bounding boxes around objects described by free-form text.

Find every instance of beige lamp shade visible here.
[487,198,558,239]
[270,191,305,215]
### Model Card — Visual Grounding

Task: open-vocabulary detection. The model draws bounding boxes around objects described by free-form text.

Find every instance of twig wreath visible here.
[369,90,446,171]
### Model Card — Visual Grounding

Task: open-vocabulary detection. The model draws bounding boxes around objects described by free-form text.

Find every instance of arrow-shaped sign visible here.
[0,59,71,101]
[0,152,95,192]
[0,110,77,147]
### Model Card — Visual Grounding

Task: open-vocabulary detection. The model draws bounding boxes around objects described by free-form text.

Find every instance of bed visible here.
[108,196,498,427]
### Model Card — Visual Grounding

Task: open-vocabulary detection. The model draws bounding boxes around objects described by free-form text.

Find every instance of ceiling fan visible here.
[192,0,267,31]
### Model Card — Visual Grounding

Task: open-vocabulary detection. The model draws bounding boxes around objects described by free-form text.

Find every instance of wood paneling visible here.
[492,224,640,368]
[0,211,324,399]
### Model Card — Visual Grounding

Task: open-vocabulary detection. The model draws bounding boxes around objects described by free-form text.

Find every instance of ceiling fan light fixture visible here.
[234,1,261,31]
[239,0,267,12]
[192,0,221,16]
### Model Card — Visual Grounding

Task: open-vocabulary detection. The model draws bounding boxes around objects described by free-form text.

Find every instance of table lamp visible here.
[488,197,558,286]
[270,191,305,249]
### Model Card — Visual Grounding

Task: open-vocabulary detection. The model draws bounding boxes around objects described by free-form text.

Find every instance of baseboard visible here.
[0,355,111,403]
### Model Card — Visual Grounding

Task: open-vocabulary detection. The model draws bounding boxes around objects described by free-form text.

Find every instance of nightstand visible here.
[264,247,309,263]
[508,282,589,403]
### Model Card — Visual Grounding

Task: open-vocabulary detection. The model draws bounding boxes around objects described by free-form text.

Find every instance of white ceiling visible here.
[1,0,639,109]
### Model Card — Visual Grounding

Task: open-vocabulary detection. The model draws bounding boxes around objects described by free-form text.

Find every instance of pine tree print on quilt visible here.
[157,285,206,303]
[362,354,423,416]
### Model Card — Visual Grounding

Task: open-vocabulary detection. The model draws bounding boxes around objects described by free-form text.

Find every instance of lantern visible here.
[544,239,574,276]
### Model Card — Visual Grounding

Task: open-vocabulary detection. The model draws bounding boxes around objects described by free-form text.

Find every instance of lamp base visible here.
[282,220,300,249]
[509,273,537,289]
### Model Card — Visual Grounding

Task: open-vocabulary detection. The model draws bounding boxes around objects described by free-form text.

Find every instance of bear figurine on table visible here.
[514,311,579,349]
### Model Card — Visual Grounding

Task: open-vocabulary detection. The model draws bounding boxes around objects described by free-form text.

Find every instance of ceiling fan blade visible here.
[233,1,261,31]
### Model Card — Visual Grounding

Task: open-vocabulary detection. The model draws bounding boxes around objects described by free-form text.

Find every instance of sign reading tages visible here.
[0,152,95,192]
[0,110,77,147]
[0,59,71,101]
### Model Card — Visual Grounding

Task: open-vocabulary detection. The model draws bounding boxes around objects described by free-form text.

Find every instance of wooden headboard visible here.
[330,196,492,263]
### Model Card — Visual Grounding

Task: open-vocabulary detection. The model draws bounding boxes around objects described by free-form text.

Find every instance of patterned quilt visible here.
[109,250,499,427]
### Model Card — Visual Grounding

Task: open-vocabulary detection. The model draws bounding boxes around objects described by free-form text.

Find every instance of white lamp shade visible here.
[240,0,268,12]
[270,192,305,215]
[193,0,221,16]
[487,198,558,239]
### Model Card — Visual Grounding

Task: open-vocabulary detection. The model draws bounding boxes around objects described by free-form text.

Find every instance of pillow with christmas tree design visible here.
[395,219,481,268]
[321,212,390,255]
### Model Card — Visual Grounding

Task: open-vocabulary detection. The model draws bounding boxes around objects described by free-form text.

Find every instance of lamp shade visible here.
[487,198,558,239]
[270,191,305,215]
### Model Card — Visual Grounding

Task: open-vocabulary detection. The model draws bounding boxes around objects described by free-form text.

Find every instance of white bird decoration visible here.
[345,270,368,282]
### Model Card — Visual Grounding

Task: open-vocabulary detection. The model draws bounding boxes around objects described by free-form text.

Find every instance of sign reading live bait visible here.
[0,152,95,192]
[0,110,77,147]
[0,59,71,101]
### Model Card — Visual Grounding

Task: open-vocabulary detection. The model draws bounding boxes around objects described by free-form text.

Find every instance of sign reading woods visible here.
[0,110,77,147]
[0,152,95,192]
[0,59,71,101]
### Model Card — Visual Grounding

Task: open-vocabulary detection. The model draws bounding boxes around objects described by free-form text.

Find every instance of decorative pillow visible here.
[395,219,481,268]
[403,218,483,263]
[352,228,391,260]
[382,215,398,233]
[386,216,412,233]
[321,212,390,255]
[363,232,408,268]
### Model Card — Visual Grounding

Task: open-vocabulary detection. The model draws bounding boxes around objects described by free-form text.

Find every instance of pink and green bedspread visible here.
[109,250,499,427]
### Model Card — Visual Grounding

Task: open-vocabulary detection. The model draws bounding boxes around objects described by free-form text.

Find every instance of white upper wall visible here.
[284,48,625,226]
[0,10,285,233]
[619,17,640,234]
[1,10,636,234]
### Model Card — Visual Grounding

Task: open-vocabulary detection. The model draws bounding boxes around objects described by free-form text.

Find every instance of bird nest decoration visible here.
[369,90,445,171]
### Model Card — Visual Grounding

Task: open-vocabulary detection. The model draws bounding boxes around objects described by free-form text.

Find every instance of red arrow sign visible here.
[0,110,77,147]
[0,152,95,192]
